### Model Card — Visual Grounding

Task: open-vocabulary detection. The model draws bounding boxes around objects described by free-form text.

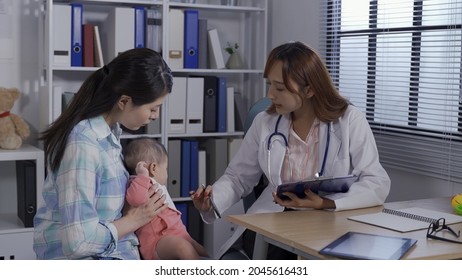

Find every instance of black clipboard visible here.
[319,231,417,260]
[276,175,357,200]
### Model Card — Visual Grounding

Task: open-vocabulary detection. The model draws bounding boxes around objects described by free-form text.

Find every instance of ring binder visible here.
[70,3,83,67]
[16,160,37,228]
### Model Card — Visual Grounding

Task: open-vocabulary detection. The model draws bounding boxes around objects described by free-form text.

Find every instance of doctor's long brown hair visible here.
[264,41,348,122]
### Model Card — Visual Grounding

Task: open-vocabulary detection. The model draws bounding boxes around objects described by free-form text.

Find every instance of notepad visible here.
[348,207,462,232]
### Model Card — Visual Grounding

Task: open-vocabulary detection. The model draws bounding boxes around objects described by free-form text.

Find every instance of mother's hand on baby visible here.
[114,186,167,239]
[125,187,167,226]
[135,161,150,177]
[146,186,168,218]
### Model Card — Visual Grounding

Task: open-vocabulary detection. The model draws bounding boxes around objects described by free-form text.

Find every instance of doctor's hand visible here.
[272,189,336,210]
[190,184,213,212]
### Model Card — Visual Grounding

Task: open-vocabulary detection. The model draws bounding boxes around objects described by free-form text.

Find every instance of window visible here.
[320,0,462,182]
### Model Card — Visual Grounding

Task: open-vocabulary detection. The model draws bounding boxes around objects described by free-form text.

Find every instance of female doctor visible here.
[191,41,391,259]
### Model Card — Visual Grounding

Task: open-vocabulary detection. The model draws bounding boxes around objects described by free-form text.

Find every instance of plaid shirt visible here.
[33,116,140,259]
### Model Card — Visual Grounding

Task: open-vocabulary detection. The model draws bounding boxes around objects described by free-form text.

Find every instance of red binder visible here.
[83,24,94,67]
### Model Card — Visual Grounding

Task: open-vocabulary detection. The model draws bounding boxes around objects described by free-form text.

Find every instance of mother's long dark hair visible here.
[40,48,173,172]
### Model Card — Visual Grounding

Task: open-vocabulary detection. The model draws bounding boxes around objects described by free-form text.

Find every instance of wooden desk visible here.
[227,197,462,260]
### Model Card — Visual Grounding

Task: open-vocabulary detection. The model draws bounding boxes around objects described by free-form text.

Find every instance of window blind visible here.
[319,0,462,182]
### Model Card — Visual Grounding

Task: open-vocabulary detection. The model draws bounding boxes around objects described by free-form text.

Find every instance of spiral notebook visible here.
[348,207,462,232]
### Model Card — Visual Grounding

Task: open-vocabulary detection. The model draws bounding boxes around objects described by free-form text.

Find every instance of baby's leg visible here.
[156,236,200,260]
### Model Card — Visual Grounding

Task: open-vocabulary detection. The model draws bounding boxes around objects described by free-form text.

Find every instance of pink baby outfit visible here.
[126,175,192,260]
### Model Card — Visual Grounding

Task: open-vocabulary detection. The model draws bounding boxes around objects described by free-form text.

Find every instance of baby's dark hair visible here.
[123,137,168,175]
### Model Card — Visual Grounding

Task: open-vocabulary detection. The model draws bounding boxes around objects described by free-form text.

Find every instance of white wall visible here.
[267,0,462,202]
[0,0,41,143]
[268,0,320,50]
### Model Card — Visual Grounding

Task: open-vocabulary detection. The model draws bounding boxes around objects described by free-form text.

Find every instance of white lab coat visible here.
[201,105,391,259]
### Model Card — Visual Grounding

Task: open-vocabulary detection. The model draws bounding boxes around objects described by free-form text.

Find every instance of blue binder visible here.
[180,140,191,197]
[134,6,145,48]
[184,10,199,68]
[216,77,227,132]
[71,3,83,67]
[189,140,199,193]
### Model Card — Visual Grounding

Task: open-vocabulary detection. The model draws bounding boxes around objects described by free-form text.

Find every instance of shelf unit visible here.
[0,145,44,260]
[39,0,268,142]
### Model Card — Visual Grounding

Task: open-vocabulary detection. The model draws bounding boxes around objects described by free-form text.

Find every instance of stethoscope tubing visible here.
[267,115,287,149]
[267,115,330,179]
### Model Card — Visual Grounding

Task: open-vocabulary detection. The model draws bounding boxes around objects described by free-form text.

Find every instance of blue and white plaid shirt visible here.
[33,116,140,259]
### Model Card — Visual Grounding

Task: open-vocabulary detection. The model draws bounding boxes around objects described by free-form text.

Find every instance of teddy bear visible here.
[0,87,30,150]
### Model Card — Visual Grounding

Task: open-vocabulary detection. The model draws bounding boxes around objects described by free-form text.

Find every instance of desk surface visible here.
[227,197,462,260]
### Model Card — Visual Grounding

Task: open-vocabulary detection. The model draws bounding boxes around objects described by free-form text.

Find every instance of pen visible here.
[202,184,221,219]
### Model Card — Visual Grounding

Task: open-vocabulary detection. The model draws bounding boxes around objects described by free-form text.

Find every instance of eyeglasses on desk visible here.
[426,218,462,244]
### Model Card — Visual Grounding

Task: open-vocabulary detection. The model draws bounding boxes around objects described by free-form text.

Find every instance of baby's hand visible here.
[135,161,150,177]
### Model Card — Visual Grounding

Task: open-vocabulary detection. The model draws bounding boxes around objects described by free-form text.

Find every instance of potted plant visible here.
[225,42,239,55]
[224,42,243,69]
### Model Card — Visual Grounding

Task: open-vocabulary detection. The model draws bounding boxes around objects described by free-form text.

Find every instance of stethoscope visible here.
[267,115,331,184]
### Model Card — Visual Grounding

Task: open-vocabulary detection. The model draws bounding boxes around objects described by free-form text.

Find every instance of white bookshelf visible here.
[0,145,44,259]
[39,0,268,141]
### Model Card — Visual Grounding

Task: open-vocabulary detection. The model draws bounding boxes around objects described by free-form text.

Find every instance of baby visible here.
[123,138,208,260]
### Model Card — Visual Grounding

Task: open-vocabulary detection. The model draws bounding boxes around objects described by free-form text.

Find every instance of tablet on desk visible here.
[319,231,417,260]
[276,175,357,200]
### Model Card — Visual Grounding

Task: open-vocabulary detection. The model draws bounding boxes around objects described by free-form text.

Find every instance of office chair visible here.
[241,97,271,211]
[220,97,271,260]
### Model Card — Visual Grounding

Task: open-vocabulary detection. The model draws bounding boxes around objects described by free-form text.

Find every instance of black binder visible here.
[187,201,203,244]
[16,160,37,228]
[203,76,218,132]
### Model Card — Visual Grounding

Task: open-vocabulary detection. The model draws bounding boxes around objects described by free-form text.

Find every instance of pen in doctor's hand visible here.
[203,184,222,219]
